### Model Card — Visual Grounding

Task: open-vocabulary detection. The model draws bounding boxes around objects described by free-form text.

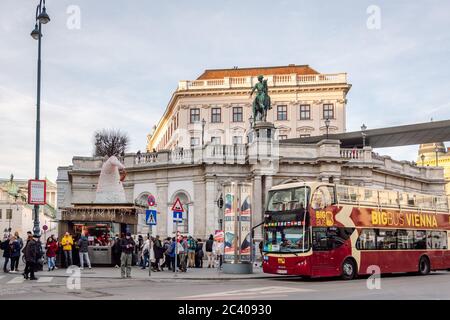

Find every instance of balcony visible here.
[177,73,348,91]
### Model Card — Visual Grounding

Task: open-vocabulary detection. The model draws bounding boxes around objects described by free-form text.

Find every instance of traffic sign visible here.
[171,197,184,212]
[42,225,48,231]
[146,210,157,225]
[147,194,156,207]
[173,211,183,223]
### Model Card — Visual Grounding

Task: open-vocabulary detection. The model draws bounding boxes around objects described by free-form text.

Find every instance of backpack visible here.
[189,239,197,250]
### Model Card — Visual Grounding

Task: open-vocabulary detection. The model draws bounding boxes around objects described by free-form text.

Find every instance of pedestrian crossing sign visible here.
[145,209,157,225]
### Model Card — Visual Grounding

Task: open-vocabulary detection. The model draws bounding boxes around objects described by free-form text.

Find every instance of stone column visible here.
[252,175,263,240]
[194,178,206,239]
[205,177,217,237]
[156,182,168,236]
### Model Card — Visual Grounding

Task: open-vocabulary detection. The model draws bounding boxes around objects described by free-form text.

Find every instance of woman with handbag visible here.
[140,236,151,270]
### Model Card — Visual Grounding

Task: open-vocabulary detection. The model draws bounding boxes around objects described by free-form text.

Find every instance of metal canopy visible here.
[282,120,450,148]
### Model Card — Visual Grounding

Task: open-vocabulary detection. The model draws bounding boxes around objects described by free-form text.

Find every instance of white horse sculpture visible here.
[95,155,127,203]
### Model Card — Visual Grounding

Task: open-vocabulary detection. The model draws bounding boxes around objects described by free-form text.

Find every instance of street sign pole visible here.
[174,219,178,277]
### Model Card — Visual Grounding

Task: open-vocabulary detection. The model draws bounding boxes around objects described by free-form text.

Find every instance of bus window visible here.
[397,230,414,249]
[416,195,434,210]
[359,188,377,206]
[427,231,448,249]
[312,227,354,251]
[376,229,397,250]
[311,186,335,210]
[336,186,350,202]
[414,230,427,249]
[266,187,309,212]
[435,196,448,212]
[356,229,376,250]
[378,191,399,208]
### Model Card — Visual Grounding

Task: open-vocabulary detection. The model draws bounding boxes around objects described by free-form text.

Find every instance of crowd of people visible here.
[113,233,225,278]
[1,231,227,279]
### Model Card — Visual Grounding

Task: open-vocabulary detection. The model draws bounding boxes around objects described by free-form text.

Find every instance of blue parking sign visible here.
[146,210,157,225]
[173,211,183,223]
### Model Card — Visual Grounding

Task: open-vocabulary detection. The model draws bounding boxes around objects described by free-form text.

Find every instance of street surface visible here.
[0,258,449,300]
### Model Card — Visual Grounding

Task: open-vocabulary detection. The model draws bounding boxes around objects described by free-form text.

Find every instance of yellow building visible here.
[418,143,450,195]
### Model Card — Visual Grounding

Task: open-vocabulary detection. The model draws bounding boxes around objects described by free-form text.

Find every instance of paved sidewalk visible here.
[33,265,296,280]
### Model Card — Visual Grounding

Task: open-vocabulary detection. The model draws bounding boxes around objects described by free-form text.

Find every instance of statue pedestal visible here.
[248,121,276,143]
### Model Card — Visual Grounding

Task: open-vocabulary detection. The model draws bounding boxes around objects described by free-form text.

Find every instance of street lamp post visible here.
[324,118,330,139]
[31,0,50,237]
[201,118,206,147]
[361,123,367,148]
[435,147,440,167]
[421,154,425,167]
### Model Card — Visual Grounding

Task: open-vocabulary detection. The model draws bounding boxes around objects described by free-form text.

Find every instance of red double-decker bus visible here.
[262,182,450,279]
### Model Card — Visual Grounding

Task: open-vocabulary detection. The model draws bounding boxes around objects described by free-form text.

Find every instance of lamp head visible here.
[325,118,330,126]
[30,24,40,40]
[361,123,367,131]
[37,6,50,24]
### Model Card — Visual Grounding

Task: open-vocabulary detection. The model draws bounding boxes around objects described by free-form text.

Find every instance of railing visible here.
[135,152,158,164]
[340,148,364,160]
[178,73,347,91]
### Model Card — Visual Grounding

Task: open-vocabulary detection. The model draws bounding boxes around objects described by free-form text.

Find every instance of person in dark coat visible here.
[22,234,38,280]
[111,234,122,268]
[195,238,204,268]
[9,236,21,273]
[153,235,163,271]
[1,234,11,273]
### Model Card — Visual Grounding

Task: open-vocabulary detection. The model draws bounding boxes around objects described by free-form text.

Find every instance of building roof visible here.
[196,64,319,80]
[282,119,450,148]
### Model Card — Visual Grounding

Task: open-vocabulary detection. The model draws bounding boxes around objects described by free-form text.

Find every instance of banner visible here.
[223,184,236,261]
[239,183,252,261]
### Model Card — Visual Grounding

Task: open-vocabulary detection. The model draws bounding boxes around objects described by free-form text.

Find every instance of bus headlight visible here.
[263,256,269,261]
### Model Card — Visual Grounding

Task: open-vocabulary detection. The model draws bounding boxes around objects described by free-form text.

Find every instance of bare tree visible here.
[93,129,129,158]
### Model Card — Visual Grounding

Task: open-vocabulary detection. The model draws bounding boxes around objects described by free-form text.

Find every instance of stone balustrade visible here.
[69,140,443,183]
[177,73,347,91]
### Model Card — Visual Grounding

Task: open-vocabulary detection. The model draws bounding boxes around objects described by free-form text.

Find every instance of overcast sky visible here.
[1,0,450,182]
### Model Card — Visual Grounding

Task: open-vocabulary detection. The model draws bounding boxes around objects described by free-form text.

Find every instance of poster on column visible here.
[224,184,236,261]
[239,183,252,261]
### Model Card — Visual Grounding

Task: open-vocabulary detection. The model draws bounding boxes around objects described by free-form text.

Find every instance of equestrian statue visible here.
[249,75,271,126]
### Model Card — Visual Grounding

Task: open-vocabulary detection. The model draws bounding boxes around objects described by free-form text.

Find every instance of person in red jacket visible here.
[45,237,58,271]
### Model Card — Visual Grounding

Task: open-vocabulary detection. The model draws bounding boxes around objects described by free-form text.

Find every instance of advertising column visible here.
[223,181,253,274]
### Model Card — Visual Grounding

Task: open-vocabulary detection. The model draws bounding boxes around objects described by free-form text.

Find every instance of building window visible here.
[6,209,12,220]
[211,137,221,145]
[232,107,243,122]
[190,137,200,147]
[277,105,288,121]
[278,135,288,140]
[0,209,2,219]
[323,104,334,119]
[299,105,311,120]
[190,108,200,123]
[211,108,221,123]
[232,136,243,144]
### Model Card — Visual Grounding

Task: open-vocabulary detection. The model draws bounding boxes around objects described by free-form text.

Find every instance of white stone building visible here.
[0,176,57,238]
[147,65,351,151]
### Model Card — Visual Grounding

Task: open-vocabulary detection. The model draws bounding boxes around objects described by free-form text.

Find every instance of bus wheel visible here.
[341,259,356,280]
[418,256,430,275]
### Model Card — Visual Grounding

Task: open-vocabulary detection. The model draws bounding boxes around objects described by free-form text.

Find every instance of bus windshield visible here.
[266,186,310,212]
[264,226,310,253]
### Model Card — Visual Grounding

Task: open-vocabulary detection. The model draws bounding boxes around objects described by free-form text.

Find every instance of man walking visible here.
[153,235,163,271]
[78,234,92,270]
[187,236,197,268]
[1,234,11,273]
[120,232,135,278]
[22,233,38,280]
[14,231,23,272]
[205,234,214,268]
[61,232,74,267]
